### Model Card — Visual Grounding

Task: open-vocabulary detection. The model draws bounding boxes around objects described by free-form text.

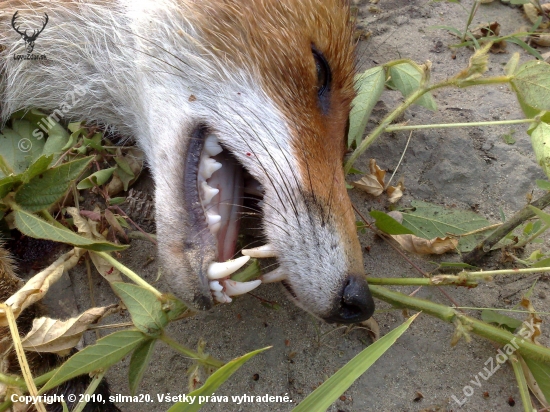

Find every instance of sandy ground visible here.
[38,1,550,411]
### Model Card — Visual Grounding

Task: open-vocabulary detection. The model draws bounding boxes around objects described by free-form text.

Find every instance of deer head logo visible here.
[11,11,49,54]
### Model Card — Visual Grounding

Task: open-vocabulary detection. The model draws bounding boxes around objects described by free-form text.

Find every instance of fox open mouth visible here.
[186,126,283,304]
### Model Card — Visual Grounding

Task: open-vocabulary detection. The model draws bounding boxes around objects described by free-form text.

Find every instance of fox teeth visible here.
[201,181,219,204]
[261,267,287,283]
[206,256,250,280]
[223,279,262,296]
[213,290,232,303]
[204,135,223,156]
[207,213,221,226]
[209,280,223,292]
[242,244,276,258]
[199,158,222,180]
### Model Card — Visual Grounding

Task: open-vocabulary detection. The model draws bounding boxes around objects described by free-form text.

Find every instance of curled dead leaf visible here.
[359,317,380,341]
[21,305,118,355]
[0,248,85,326]
[66,207,122,281]
[391,234,458,255]
[520,297,542,345]
[107,147,144,196]
[524,4,550,30]
[352,159,386,196]
[105,209,129,242]
[387,180,404,203]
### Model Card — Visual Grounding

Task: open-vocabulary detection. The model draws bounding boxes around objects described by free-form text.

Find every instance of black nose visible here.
[323,275,375,324]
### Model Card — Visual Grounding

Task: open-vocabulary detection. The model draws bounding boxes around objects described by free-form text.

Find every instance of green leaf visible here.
[536,179,550,191]
[41,330,146,393]
[77,167,116,190]
[434,262,478,269]
[387,63,437,111]
[0,176,18,199]
[480,310,522,332]
[20,155,54,183]
[429,25,463,38]
[532,257,550,268]
[511,61,550,111]
[15,157,93,212]
[506,37,544,62]
[108,197,126,206]
[12,119,45,162]
[168,347,271,412]
[369,210,414,235]
[13,210,127,251]
[0,127,35,176]
[82,132,104,152]
[129,339,157,395]
[400,201,491,252]
[528,206,550,226]
[111,283,168,337]
[230,259,261,282]
[348,67,385,147]
[293,314,418,412]
[529,122,550,179]
[523,357,550,403]
[113,166,134,192]
[504,52,521,76]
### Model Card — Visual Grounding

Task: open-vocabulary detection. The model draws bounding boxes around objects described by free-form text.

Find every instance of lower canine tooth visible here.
[224,279,262,296]
[242,244,277,258]
[261,267,287,283]
[207,256,250,280]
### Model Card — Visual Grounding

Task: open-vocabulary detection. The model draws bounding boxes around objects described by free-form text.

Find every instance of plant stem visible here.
[385,118,536,132]
[160,334,224,369]
[461,266,550,278]
[369,285,550,364]
[39,210,66,229]
[95,251,162,297]
[514,223,550,249]
[510,355,534,412]
[367,277,479,287]
[71,371,107,412]
[465,191,550,263]
[344,75,511,173]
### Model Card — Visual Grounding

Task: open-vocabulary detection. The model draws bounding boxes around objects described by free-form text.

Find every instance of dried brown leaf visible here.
[352,175,384,196]
[520,297,542,345]
[0,248,85,326]
[359,317,380,341]
[66,207,122,281]
[524,4,550,29]
[107,147,144,196]
[352,159,386,196]
[387,181,404,203]
[21,305,117,355]
[105,209,128,242]
[391,234,458,255]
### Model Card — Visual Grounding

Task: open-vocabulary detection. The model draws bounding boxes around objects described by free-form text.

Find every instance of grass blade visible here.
[292,313,419,412]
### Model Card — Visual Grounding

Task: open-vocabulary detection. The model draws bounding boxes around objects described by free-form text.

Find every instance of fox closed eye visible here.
[312,47,331,112]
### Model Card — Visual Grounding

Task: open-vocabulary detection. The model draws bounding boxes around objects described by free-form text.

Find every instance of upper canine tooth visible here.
[207,256,250,280]
[199,158,222,180]
[201,182,219,204]
[207,213,221,226]
[223,279,262,296]
[261,267,287,283]
[242,244,277,258]
[204,135,223,156]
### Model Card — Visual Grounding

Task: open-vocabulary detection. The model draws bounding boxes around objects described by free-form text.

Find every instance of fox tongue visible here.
[208,154,243,262]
